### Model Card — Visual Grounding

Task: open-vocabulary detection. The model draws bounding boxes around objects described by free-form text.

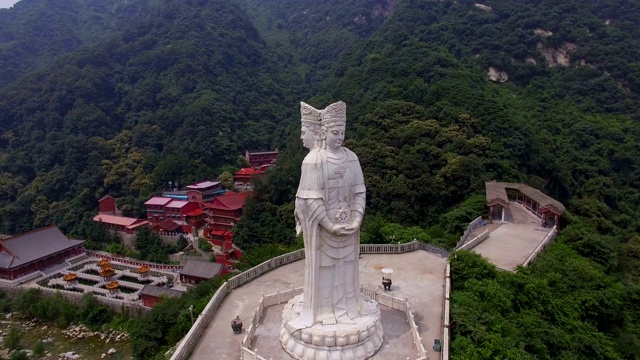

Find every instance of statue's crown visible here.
[322,101,347,126]
[300,102,322,126]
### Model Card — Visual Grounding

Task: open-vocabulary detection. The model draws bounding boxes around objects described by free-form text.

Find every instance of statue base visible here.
[279,294,384,360]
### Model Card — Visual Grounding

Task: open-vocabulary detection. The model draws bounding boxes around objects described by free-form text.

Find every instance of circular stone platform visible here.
[280,294,384,360]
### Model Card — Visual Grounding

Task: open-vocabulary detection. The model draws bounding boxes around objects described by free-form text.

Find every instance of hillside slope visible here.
[0,0,303,234]
[0,0,157,88]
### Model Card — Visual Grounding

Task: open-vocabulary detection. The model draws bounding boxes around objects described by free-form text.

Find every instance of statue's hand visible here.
[296,221,302,236]
[338,225,358,236]
[328,223,347,235]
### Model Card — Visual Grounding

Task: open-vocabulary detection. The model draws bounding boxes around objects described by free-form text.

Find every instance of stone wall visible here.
[0,283,149,317]
[456,216,484,249]
[85,250,182,271]
[457,230,490,251]
[442,262,451,360]
[522,226,558,267]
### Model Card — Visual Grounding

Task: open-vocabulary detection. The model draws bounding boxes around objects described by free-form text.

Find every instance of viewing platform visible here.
[187,250,448,360]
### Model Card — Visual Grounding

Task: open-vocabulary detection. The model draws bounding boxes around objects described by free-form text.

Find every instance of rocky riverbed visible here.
[0,313,132,359]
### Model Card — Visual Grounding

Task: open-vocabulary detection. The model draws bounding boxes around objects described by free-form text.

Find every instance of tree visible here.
[32,341,45,359]
[176,235,188,251]
[9,351,29,360]
[217,171,235,191]
[3,326,22,351]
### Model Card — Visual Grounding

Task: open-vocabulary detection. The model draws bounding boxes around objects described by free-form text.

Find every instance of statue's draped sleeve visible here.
[297,149,324,199]
[292,149,326,328]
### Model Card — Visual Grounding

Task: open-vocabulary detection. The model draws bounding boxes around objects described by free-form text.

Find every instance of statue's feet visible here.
[347,311,359,320]
[339,314,357,324]
[322,317,337,325]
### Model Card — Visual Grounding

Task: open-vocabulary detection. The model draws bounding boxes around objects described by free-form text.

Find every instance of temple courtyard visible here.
[190,251,447,360]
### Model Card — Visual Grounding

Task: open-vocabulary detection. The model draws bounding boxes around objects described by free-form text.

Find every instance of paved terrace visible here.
[468,203,553,271]
[190,251,447,360]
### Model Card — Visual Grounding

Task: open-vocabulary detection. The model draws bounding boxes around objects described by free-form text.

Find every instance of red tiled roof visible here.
[210,230,230,236]
[165,200,189,209]
[98,195,115,202]
[145,197,173,206]
[185,208,203,217]
[93,214,143,227]
[186,181,220,190]
[247,150,279,156]
[126,220,149,230]
[234,167,264,176]
[154,219,181,232]
[203,192,249,211]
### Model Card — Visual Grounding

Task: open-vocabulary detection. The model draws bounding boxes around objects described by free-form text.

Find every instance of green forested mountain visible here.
[0,0,157,89]
[2,0,640,358]
[0,0,306,234]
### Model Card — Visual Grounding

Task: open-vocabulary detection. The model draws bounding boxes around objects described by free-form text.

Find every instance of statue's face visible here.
[326,125,345,150]
[301,125,315,149]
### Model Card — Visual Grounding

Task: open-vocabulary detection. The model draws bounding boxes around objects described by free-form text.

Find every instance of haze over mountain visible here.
[0,0,20,9]
[1,0,640,358]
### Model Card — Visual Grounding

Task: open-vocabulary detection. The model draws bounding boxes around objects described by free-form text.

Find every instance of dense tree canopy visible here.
[1,0,640,358]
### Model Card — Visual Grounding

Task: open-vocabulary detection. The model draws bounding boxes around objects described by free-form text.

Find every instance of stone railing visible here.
[0,270,44,285]
[362,287,427,360]
[240,287,303,360]
[522,226,558,267]
[171,242,451,360]
[240,286,427,360]
[85,250,182,271]
[456,216,484,249]
[227,249,305,289]
[171,282,230,360]
[442,262,451,360]
[0,283,148,317]
[457,230,489,251]
[171,250,306,360]
[360,241,420,254]
[361,241,450,258]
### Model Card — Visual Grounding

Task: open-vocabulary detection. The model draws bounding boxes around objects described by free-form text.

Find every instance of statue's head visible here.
[321,101,347,151]
[300,102,323,150]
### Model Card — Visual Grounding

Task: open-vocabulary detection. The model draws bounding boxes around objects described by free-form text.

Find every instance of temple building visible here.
[179,259,223,285]
[233,167,266,191]
[185,181,225,203]
[98,195,118,215]
[140,285,183,307]
[144,197,199,224]
[202,192,249,239]
[244,149,279,168]
[0,226,84,280]
[92,213,149,234]
[485,181,565,228]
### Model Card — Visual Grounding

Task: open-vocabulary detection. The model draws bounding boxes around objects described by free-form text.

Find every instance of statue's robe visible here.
[292,146,366,329]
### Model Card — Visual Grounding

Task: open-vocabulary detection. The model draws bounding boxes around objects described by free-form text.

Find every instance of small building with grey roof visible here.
[140,285,184,307]
[0,225,84,280]
[179,259,222,285]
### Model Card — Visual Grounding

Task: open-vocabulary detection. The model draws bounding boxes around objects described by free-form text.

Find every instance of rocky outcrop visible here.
[534,28,553,37]
[487,67,509,82]
[474,3,492,12]
[536,42,578,67]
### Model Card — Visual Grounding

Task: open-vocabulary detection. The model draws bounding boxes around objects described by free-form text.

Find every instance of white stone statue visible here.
[299,102,323,151]
[281,101,383,360]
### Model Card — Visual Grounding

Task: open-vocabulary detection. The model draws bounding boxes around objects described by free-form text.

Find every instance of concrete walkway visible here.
[470,203,551,271]
[190,251,447,360]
